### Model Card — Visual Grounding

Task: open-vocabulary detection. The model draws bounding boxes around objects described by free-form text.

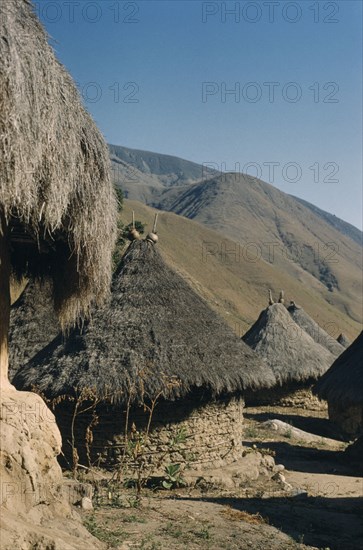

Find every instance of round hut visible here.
[337,333,350,349]
[9,280,59,379]
[242,302,335,406]
[287,302,344,357]
[313,331,363,439]
[0,0,117,386]
[13,238,275,470]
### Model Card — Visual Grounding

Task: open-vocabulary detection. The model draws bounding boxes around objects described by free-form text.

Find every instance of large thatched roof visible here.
[313,331,363,407]
[0,0,117,327]
[287,303,344,357]
[9,280,59,379]
[242,303,335,384]
[13,240,276,403]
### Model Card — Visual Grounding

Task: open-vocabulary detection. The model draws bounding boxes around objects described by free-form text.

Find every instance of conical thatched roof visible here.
[9,280,59,379]
[337,333,350,349]
[13,240,275,403]
[0,0,117,327]
[242,303,335,384]
[313,331,363,407]
[287,303,344,357]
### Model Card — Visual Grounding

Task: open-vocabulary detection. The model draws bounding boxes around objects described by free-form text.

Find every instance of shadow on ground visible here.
[178,495,363,550]
[244,440,357,476]
[244,410,344,440]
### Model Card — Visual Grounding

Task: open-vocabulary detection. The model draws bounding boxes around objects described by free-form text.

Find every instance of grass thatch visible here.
[287,303,344,357]
[313,331,363,407]
[13,240,276,403]
[242,303,335,385]
[9,279,59,378]
[337,333,350,348]
[0,0,117,328]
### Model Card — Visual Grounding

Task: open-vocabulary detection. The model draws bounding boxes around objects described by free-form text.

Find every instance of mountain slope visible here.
[110,145,362,325]
[163,173,362,322]
[292,196,362,247]
[122,200,361,341]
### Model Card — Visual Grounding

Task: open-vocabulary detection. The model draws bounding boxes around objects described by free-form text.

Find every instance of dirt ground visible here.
[80,404,363,550]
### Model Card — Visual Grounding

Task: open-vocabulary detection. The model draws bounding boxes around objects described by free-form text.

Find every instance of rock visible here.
[274,464,285,472]
[0,386,105,549]
[282,482,293,492]
[272,472,285,482]
[81,497,93,510]
[261,455,275,470]
[62,479,94,506]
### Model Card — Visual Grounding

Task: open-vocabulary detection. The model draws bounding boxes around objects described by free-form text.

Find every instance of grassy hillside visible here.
[111,147,362,326]
[122,200,361,341]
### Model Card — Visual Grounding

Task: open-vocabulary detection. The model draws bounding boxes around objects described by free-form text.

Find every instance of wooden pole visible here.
[0,209,11,387]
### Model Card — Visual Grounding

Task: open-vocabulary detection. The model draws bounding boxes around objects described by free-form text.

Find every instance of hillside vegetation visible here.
[122,200,361,340]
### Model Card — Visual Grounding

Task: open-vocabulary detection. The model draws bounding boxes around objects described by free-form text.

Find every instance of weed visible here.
[192,526,212,540]
[122,514,147,523]
[163,521,183,539]
[244,425,259,439]
[83,515,126,547]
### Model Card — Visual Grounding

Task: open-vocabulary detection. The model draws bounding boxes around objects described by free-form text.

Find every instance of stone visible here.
[261,455,276,470]
[272,472,285,483]
[81,497,93,510]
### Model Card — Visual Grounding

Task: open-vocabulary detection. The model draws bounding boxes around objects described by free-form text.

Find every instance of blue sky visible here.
[37,0,362,229]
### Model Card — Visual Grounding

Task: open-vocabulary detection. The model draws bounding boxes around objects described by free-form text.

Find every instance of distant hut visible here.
[242,302,335,406]
[9,280,59,379]
[313,331,363,439]
[337,333,350,349]
[0,0,117,385]
[13,238,275,470]
[287,302,344,357]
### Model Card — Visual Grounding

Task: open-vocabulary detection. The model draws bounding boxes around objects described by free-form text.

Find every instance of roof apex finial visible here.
[128,210,140,241]
[278,290,284,304]
[146,213,159,244]
[268,289,275,306]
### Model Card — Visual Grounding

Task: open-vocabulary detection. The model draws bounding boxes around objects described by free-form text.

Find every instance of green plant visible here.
[163,521,183,539]
[83,515,126,547]
[122,514,146,523]
[161,463,186,489]
[244,425,259,438]
[193,527,212,540]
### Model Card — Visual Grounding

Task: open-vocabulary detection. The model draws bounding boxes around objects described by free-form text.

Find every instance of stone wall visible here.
[328,402,363,439]
[55,395,244,471]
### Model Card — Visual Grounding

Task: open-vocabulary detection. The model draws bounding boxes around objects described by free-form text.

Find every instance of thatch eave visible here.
[0,0,117,329]
[313,331,363,407]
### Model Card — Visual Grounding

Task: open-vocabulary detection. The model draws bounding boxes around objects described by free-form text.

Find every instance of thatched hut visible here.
[0,0,117,385]
[242,303,335,406]
[313,331,363,439]
[287,302,344,357]
[14,239,275,470]
[337,333,350,349]
[9,280,59,379]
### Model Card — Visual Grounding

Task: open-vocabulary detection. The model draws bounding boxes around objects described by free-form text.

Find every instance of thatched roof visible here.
[337,333,350,349]
[9,280,59,379]
[313,331,363,407]
[0,0,117,327]
[287,303,344,357]
[13,240,276,404]
[242,303,335,384]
